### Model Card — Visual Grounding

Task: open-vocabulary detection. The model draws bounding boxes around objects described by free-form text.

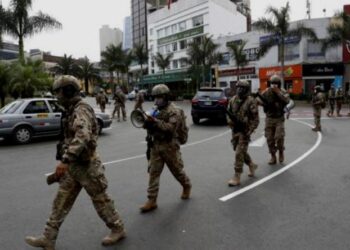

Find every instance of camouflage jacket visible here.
[312,92,326,109]
[114,91,126,104]
[227,95,259,134]
[335,89,344,101]
[61,98,98,164]
[328,89,336,101]
[147,103,180,143]
[135,92,144,104]
[261,87,290,118]
[96,93,107,104]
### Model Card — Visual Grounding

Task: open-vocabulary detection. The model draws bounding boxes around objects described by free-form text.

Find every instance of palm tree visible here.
[101,44,124,90]
[4,0,62,63]
[187,36,222,87]
[0,62,11,107]
[154,52,173,84]
[226,40,249,81]
[10,59,52,98]
[133,43,148,84]
[323,11,350,51]
[121,50,134,91]
[51,54,79,76]
[253,2,318,88]
[75,57,100,94]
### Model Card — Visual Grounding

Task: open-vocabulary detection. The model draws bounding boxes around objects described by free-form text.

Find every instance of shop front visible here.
[303,63,344,95]
[259,64,303,94]
[218,67,258,92]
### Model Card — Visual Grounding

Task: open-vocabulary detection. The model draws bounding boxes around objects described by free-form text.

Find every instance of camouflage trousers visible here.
[313,107,322,129]
[265,117,285,154]
[112,103,126,120]
[336,101,342,114]
[328,101,335,115]
[231,132,253,174]
[44,158,124,240]
[147,141,191,200]
[99,102,106,113]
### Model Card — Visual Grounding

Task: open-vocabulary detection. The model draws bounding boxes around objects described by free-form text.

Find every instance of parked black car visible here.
[191,87,233,124]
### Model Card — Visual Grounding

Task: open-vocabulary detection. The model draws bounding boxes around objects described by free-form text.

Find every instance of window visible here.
[0,100,23,114]
[165,26,171,36]
[180,40,187,50]
[192,15,203,27]
[171,24,178,34]
[173,60,178,69]
[151,61,155,67]
[48,100,61,113]
[172,42,178,52]
[158,46,165,54]
[307,40,325,57]
[220,52,230,65]
[157,29,164,38]
[179,21,186,31]
[23,101,49,114]
[166,44,172,53]
[193,36,202,44]
[280,43,299,61]
[180,58,187,68]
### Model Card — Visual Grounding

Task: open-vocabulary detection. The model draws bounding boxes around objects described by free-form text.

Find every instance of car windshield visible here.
[0,100,24,114]
[197,90,223,99]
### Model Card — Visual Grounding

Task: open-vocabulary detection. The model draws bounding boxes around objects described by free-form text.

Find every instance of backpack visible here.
[176,108,189,145]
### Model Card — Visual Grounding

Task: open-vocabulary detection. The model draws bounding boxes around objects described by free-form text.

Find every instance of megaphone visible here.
[130,108,159,128]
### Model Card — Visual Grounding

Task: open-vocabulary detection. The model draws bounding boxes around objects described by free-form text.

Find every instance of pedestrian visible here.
[258,74,290,165]
[327,85,336,117]
[112,87,127,121]
[25,75,126,250]
[134,89,144,111]
[140,84,191,213]
[227,81,259,186]
[312,85,326,132]
[335,87,344,117]
[96,89,108,113]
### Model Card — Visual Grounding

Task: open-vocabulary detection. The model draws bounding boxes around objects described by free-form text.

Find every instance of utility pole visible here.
[306,0,311,19]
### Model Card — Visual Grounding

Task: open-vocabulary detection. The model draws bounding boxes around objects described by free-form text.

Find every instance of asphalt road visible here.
[1,98,350,250]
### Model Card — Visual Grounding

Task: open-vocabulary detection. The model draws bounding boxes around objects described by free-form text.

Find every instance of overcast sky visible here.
[1,0,348,62]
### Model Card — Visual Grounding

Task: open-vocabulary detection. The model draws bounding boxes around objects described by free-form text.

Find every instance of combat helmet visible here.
[236,80,250,88]
[269,74,281,83]
[152,84,170,96]
[53,75,80,92]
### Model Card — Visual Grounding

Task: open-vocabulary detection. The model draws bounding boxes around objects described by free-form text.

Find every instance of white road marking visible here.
[104,130,231,166]
[249,136,266,147]
[219,119,322,202]
[292,117,350,120]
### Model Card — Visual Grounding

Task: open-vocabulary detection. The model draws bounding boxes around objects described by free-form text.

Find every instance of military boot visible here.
[101,228,126,246]
[181,184,192,200]
[140,199,157,213]
[228,173,241,186]
[279,151,284,163]
[25,235,55,250]
[312,126,321,132]
[248,163,258,177]
[268,153,277,165]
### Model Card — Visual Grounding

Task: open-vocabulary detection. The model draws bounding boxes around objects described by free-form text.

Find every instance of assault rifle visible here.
[225,109,246,134]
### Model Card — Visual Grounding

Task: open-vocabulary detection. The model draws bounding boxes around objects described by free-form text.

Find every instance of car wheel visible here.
[97,119,103,135]
[192,116,200,125]
[13,126,33,144]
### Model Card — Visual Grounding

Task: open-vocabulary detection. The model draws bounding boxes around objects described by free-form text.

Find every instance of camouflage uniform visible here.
[45,97,124,242]
[327,88,336,117]
[96,92,107,113]
[227,95,259,175]
[112,90,126,121]
[312,91,326,131]
[134,91,144,111]
[335,88,344,116]
[146,103,191,200]
[261,87,290,163]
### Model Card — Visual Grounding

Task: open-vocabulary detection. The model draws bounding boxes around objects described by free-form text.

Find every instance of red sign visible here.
[218,67,255,77]
[259,65,302,80]
[343,5,350,63]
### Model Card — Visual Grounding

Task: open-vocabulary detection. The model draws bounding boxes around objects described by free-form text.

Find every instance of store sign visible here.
[244,47,260,61]
[158,26,204,45]
[259,65,302,79]
[343,5,350,63]
[303,63,344,76]
[259,34,300,45]
[219,67,255,77]
[141,71,188,84]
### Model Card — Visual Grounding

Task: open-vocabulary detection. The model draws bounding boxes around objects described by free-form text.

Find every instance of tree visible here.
[4,0,62,63]
[0,4,7,48]
[75,57,100,94]
[253,2,318,88]
[51,54,79,76]
[323,11,350,51]
[226,40,249,81]
[186,36,222,87]
[121,50,134,91]
[100,44,124,91]
[10,59,52,98]
[0,62,11,107]
[133,43,148,85]
[154,52,173,84]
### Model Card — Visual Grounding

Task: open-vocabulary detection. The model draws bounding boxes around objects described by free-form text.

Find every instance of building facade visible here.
[123,16,133,50]
[99,25,123,55]
[0,42,19,61]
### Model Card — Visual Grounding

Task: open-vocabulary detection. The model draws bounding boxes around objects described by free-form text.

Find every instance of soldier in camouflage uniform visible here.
[227,81,259,186]
[96,89,108,113]
[327,86,336,117]
[112,88,127,121]
[134,89,144,111]
[25,76,125,250]
[140,84,192,213]
[312,85,326,132]
[335,87,344,117]
[258,75,290,165]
